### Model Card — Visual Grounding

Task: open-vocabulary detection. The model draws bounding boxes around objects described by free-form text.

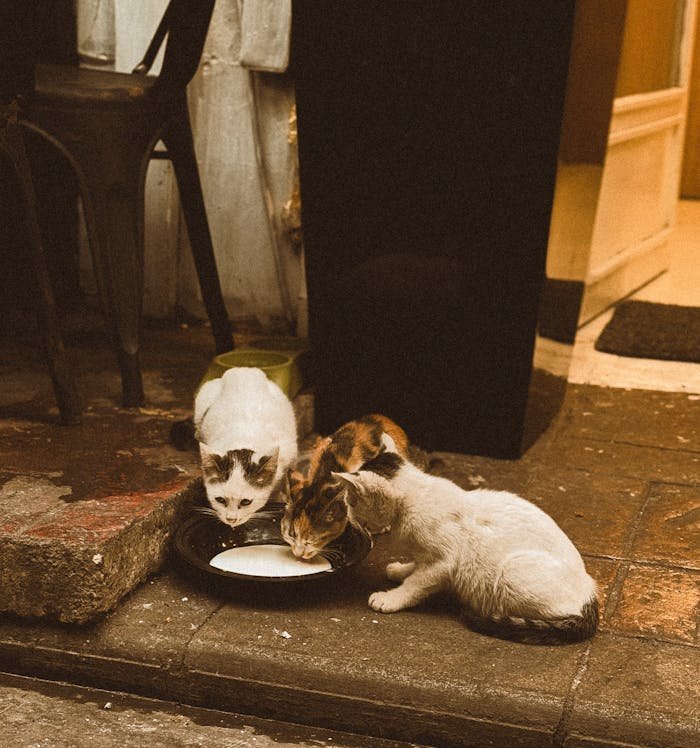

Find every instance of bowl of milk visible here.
[173,503,372,587]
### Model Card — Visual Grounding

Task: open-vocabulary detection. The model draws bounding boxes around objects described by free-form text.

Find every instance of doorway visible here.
[568,0,700,393]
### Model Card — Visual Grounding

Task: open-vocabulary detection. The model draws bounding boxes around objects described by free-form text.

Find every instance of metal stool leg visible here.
[2,104,81,423]
[79,164,145,408]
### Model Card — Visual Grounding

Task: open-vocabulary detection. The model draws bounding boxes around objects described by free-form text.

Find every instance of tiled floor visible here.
[568,199,700,394]
[0,305,698,745]
[633,201,700,308]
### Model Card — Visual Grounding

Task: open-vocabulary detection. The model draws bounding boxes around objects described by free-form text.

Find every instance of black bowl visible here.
[172,504,372,588]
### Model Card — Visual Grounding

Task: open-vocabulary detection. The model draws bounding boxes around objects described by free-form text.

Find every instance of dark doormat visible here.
[595,300,700,363]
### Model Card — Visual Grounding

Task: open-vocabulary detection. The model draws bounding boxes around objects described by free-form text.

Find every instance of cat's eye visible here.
[214,496,226,506]
[239,498,253,507]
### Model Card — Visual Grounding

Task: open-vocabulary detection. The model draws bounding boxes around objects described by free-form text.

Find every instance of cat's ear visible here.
[200,447,230,482]
[312,435,333,454]
[282,467,296,501]
[307,435,332,478]
[331,470,361,486]
[287,468,305,489]
[331,471,362,506]
[380,432,398,453]
[199,445,213,471]
[262,447,279,471]
[284,468,306,503]
[251,447,279,486]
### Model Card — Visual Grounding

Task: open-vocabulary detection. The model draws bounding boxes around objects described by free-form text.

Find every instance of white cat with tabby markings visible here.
[194,368,297,528]
[333,436,599,643]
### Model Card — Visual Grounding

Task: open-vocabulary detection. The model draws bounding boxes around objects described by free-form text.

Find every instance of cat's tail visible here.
[404,443,446,475]
[465,597,599,645]
[170,417,197,452]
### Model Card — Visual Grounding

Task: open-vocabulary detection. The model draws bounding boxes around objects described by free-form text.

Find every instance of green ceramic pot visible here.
[241,337,310,399]
[199,350,293,397]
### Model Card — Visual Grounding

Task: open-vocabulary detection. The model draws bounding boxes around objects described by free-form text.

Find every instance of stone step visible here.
[0,671,416,747]
[0,391,313,624]
[0,476,197,623]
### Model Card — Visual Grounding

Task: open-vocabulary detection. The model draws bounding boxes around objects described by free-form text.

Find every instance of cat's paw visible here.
[369,589,407,613]
[385,561,414,581]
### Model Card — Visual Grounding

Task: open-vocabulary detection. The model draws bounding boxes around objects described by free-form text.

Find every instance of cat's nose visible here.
[291,543,305,558]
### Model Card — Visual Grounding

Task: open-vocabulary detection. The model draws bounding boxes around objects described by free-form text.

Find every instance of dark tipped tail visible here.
[403,444,446,475]
[170,417,197,451]
[466,597,599,645]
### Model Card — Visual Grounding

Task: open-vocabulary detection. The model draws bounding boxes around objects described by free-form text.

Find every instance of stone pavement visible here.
[0,671,412,747]
[0,312,698,746]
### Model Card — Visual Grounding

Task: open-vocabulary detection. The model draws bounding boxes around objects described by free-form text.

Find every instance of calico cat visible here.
[333,441,599,643]
[194,367,297,528]
[280,414,410,559]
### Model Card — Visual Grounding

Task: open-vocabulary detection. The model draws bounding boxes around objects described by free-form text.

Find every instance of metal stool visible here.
[23,0,233,407]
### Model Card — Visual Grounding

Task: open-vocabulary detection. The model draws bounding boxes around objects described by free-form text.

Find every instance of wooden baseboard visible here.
[579,233,670,324]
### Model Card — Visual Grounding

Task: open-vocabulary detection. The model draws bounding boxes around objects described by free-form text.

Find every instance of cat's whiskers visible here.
[319,547,344,566]
[193,505,219,517]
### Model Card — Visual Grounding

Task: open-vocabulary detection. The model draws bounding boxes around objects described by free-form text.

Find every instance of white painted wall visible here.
[111,0,302,330]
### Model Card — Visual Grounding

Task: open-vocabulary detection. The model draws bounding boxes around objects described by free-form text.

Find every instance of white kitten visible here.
[333,442,598,643]
[194,367,297,528]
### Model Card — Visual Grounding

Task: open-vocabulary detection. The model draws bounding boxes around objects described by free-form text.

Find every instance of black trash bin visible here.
[292,1,576,458]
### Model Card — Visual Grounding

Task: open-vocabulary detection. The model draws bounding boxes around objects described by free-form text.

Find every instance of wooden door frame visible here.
[579,0,698,322]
